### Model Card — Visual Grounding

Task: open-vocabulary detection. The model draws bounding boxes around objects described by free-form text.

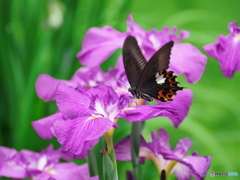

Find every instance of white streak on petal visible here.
[38,155,47,170]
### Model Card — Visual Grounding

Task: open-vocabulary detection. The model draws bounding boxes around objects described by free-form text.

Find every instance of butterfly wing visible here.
[123,35,147,88]
[137,41,174,89]
[136,41,183,101]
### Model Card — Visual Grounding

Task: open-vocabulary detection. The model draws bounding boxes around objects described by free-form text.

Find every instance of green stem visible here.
[104,127,117,168]
[104,126,118,180]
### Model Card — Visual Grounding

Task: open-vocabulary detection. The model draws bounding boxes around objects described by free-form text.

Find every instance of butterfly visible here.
[122,35,183,102]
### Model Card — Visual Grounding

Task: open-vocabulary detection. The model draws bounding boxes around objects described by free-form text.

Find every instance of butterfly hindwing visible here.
[138,70,183,101]
[123,35,147,88]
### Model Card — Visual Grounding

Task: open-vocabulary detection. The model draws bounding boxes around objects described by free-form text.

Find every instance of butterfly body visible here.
[123,35,183,102]
[128,87,153,102]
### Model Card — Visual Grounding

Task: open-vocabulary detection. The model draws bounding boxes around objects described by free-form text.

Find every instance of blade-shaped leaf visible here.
[103,150,118,180]
[87,149,99,177]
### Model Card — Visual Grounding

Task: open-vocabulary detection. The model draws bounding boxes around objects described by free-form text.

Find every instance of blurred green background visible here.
[0,0,240,179]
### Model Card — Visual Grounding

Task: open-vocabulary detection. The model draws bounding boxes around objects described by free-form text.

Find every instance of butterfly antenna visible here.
[126,95,139,106]
[133,98,139,106]
[112,74,129,88]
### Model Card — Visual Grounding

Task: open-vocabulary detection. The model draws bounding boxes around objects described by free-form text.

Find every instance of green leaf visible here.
[87,149,99,177]
[103,150,118,180]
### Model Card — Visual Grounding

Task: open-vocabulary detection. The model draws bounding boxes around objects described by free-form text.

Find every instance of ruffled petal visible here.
[162,145,211,180]
[170,43,207,83]
[71,67,108,88]
[55,83,91,119]
[54,117,114,155]
[173,155,211,180]
[123,105,181,128]
[77,26,127,67]
[203,21,240,78]
[173,138,192,157]
[88,85,119,106]
[151,129,171,153]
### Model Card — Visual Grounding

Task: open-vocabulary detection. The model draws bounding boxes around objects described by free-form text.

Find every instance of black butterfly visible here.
[122,35,183,102]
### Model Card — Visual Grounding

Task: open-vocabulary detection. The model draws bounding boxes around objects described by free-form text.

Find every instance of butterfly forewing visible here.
[137,41,174,89]
[123,35,147,88]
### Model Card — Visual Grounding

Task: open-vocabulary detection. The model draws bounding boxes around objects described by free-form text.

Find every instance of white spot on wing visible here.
[155,72,165,84]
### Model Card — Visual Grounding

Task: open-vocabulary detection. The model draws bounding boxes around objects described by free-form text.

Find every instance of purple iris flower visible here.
[33,82,186,157]
[0,145,97,180]
[52,83,130,156]
[77,14,207,83]
[203,21,240,78]
[114,129,211,180]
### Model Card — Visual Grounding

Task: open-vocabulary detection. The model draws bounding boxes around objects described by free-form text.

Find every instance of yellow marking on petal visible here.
[165,160,178,178]
[47,169,55,174]
[116,88,128,93]
[91,116,102,119]
[236,34,240,39]
[140,153,178,178]
[129,98,144,107]
[234,34,240,42]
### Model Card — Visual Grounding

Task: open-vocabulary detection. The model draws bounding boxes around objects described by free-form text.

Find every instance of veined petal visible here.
[71,67,108,88]
[54,117,114,155]
[77,26,127,67]
[56,83,91,119]
[88,85,130,121]
[150,129,171,154]
[203,21,240,78]
[172,138,192,157]
[157,89,193,124]
[123,105,181,128]
[32,112,62,139]
[173,155,211,180]
[170,43,207,83]
[88,85,119,106]
[73,139,100,160]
